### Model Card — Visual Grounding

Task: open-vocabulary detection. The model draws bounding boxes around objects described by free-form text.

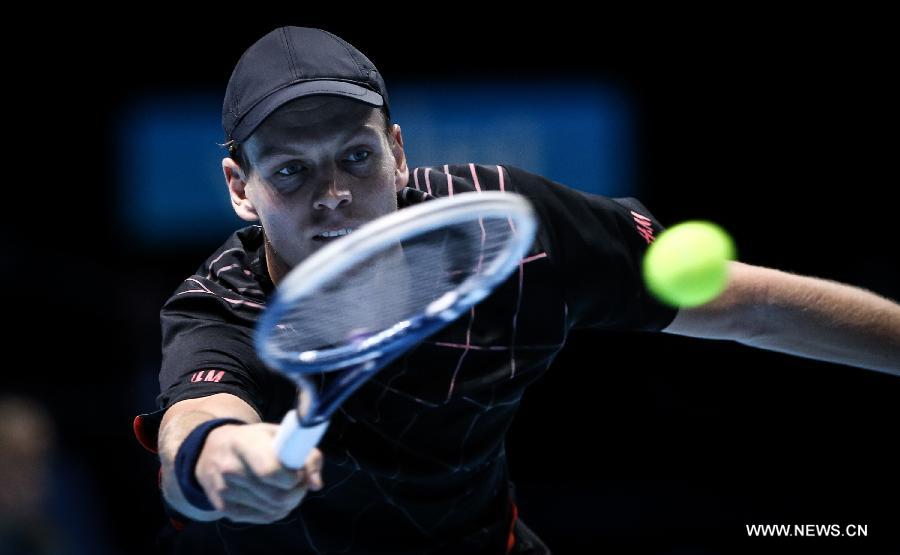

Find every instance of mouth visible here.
[312,227,355,241]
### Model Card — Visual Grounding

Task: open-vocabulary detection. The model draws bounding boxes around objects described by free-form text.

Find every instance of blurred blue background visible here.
[117,82,634,245]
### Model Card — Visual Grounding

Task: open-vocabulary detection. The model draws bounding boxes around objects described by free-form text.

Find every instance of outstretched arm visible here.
[158,393,324,523]
[662,261,900,376]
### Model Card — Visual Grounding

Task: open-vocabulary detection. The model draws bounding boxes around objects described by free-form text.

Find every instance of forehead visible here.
[250,96,382,146]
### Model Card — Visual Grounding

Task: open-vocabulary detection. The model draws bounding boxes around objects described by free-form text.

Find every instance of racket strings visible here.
[268,217,517,358]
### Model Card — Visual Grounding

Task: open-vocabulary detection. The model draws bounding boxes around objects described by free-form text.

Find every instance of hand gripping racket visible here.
[255,191,537,469]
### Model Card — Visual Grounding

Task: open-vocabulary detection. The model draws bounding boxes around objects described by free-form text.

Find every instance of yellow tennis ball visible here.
[642,221,736,308]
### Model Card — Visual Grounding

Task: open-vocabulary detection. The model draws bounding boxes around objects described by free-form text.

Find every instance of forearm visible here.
[158,409,224,521]
[157,394,261,520]
[740,269,900,375]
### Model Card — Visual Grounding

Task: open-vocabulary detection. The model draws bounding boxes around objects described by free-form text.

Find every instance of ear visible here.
[390,124,409,191]
[223,157,259,222]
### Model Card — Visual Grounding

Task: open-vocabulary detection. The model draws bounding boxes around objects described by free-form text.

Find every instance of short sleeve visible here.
[502,165,678,332]
[156,293,295,420]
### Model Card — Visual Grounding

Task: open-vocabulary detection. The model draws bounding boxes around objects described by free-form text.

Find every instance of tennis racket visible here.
[255,191,537,469]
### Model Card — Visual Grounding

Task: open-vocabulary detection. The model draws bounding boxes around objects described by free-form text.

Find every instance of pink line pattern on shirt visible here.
[176,278,266,311]
[468,163,482,192]
[444,165,454,196]
[206,248,243,279]
[424,167,434,195]
[446,306,477,402]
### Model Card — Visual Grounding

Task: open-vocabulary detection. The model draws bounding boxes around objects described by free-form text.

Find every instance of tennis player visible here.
[133,26,900,554]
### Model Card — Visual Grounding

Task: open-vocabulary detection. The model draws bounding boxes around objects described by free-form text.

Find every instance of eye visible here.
[346,150,370,163]
[276,163,305,177]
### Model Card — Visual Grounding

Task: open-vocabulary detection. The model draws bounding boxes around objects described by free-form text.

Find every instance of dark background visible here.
[6,11,898,554]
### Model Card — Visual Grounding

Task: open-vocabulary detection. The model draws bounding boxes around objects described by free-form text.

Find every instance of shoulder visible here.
[407,163,577,194]
[407,163,632,214]
[405,162,659,251]
[408,163,510,196]
[162,226,270,323]
[406,163,584,213]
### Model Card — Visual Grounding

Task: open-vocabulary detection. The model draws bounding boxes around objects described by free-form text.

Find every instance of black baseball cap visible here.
[222,26,389,143]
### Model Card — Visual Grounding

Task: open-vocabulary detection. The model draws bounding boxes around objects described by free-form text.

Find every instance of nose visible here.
[312,175,352,211]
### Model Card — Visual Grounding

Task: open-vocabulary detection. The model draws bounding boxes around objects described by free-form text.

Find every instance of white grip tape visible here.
[273,409,330,469]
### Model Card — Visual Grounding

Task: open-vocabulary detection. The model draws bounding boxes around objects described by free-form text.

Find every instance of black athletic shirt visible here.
[135,163,678,554]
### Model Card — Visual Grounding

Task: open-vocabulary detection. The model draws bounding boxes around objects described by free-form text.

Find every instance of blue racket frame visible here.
[255,192,537,468]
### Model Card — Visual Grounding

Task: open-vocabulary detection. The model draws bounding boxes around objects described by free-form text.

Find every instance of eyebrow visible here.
[256,125,379,161]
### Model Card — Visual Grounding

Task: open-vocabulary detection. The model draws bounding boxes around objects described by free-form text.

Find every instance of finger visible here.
[235,448,308,490]
[304,448,324,491]
[298,388,312,419]
[220,477,293,514]
[222,473,310,511]
[196,468,229,512]
[220,498,295,525]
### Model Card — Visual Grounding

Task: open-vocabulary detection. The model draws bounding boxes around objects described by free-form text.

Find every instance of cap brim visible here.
[231,80,384,142]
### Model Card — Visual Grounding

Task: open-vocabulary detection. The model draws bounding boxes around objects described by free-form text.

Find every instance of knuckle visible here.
[244,454,284,481]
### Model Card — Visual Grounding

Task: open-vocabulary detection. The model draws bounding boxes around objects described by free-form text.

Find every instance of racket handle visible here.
[273,410,330,469]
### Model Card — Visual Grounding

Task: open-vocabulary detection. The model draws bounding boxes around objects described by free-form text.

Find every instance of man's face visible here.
[231,96,405,271]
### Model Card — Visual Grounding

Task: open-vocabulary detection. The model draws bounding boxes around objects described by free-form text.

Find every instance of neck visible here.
[263,236,291,286]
